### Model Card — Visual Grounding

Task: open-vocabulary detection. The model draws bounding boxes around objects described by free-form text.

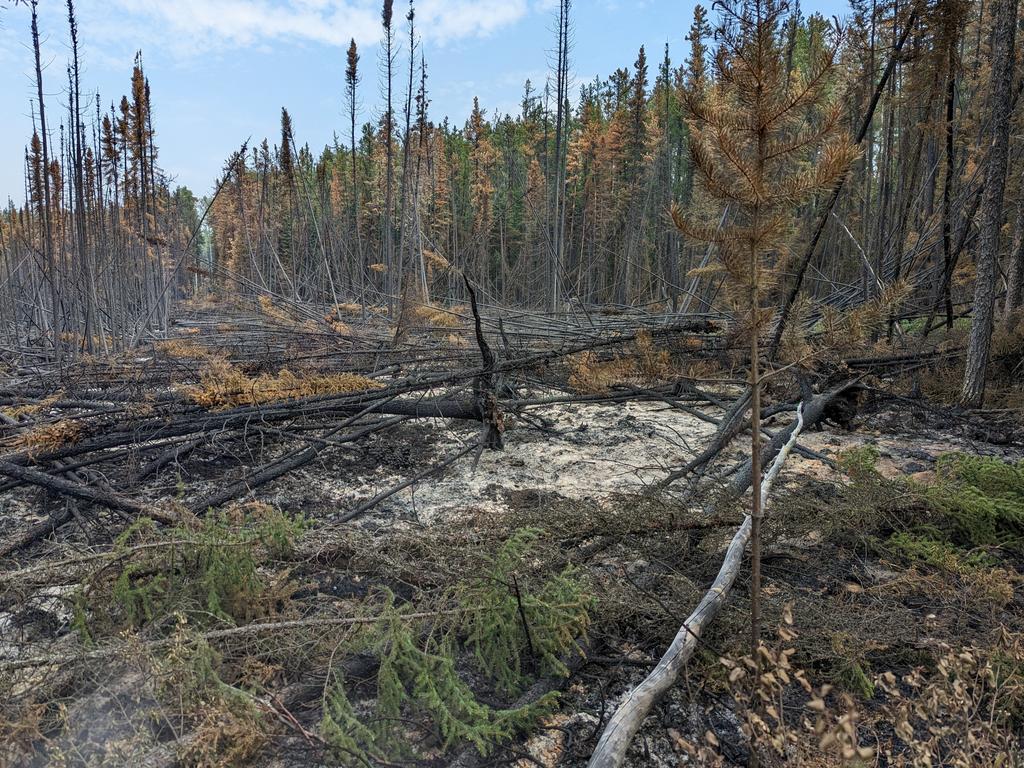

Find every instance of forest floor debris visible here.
[1,308,1022,767]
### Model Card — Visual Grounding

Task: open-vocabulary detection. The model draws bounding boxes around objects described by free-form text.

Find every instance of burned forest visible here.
[1,0,1023,765]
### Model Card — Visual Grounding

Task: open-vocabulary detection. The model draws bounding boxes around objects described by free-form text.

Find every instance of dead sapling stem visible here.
[588,402,809,768]
[511,573,538,667]
[335,440,482,523]
[463,274,504,453]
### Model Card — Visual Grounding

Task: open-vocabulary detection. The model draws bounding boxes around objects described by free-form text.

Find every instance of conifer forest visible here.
[2,0,1024,764]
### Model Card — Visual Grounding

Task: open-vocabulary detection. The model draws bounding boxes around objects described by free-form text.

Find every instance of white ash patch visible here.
[322,398,720,524]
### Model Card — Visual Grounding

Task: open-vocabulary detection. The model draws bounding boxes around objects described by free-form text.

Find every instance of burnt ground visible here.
[1,313,1022,767]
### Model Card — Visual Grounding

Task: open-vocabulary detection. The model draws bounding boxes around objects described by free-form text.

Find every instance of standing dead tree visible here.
[381,0,397,310]
[3,6,198,361]
[463,275,503,451]
[671,0,855,668]
[960,0,1019,406]
[346,38,364,309]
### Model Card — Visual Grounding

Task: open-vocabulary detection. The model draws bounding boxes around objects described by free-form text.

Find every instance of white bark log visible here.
[587,404,806,768]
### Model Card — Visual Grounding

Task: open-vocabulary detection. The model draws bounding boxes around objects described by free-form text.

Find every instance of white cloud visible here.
[82,0,530,59]
[103,0,378,51]
[415,0,528,43]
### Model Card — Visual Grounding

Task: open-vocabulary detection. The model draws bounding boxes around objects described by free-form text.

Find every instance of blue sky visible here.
[0,0,850,202]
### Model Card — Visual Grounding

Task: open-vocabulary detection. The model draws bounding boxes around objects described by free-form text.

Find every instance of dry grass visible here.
[324,304,359,334]
[257,295,296,326]
[184,359,382,409]
[331,302,362,315]
[154,339,218,360]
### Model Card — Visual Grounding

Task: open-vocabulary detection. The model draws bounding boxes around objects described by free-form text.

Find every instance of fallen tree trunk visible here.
[656,388,752,489]
[0,460,177,527]
[187,415,409,514]
[587,397,811,768]
[727,379,860,494]
[0,503,76,559]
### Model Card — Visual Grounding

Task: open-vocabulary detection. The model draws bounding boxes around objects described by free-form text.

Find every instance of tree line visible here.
[2,0,1022,404]
[206,0,1023,329]
[0,1,202,368]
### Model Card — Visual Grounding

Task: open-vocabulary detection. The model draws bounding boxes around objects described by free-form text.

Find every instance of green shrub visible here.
[827,451,1020,607]
[836,449,1024,557]
[320,529,591,764]
[80,505,304,633]
[921,454,1024,548]
[926,454,1024,551]
[458,528,592,692]
[886,532,975,571]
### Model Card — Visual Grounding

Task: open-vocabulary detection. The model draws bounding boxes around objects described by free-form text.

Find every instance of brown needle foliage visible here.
[670,0,858,682]
[184,359,382,409]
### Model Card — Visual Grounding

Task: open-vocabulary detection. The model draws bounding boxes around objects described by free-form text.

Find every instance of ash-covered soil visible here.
[2,386,1022,768]
[255,393,1021,530]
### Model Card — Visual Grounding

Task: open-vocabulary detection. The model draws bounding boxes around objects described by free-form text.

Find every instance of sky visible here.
[0,0,850,202]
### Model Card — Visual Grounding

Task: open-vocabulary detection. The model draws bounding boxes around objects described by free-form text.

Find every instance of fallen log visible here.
[0,503,76,560]
[0,392,486,470]
[188,415,408,514]
[587,397,811,768]
[137,437,204,480]
[0,459,177,528]
[656,388,752,489]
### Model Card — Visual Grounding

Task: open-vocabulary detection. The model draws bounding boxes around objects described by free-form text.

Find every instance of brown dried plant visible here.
[671,0,858,664]
[11,420,84,455]
[875,629,1024,767]
[257,294,296,326]
[155,339,218,360]
[0,394,61,421]
[408,302,465,329]
[184,359,382,409]
[672,604,871,766]
[567,331,671,393]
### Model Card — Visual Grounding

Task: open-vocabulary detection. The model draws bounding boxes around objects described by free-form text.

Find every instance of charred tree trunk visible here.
[961,0,1018,406]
